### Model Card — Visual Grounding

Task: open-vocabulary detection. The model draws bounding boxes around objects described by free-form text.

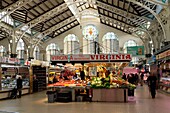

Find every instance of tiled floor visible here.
[0,85,170,113]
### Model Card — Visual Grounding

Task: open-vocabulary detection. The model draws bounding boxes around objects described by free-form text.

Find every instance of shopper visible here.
[122,73,127,81]
[140,72,144,86]
[134,73,139,85]
[79,68,85,80]
[128,74,135,96]
[53,75,58,83]
[17,76,23,98]
[147,73,158,99]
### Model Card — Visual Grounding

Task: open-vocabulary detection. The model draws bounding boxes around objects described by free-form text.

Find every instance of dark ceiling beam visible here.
[38,4,46,12]
[26,0,48,11]
[98,7,137,27]
[11,15,25,22]
[25,11,28,23]
[123,0,126,9]
[117,0,119,7]
[129,3,141,16]
[1,0,10,9]
[140,10,151,15]
[22,6,37,18]
[111,0,113,5]
[99,14,136,31]
[41,15,74,32]
[52,20,78,37]
[43,8,70,24]
[0,0,2,9]
[141,12,151,16]
[25,2,65,24]
[48,0,54,7]
[52,21,79,38]
[43,1,50,9]
[98,0,140,17]
[27,3,41,15]
[100,20,131,34]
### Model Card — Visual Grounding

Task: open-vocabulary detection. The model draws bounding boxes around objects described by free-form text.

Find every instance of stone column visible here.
[39,49,46,61]
[28,45,34,61]
[0,64,2,90]
[10,31,17,58]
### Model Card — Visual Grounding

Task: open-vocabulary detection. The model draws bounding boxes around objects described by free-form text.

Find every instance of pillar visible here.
[0,64,2,90]
[29,65,33,94]
[10,30,18,58]
[28,45,34,61]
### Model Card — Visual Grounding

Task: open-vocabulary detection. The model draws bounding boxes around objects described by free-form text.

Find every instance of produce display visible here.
[48,80,88,87]
[91,77,136,89]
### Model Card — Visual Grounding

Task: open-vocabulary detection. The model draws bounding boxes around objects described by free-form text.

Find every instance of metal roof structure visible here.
[0,0,167,45]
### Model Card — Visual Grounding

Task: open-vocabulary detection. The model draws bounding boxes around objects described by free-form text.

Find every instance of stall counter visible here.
[92,88,128,102]
[0,86,30,99]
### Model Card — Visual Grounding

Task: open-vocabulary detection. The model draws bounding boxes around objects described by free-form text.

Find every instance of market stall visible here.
[156,50,170,93]
[0,57,30,99]
[47,54,135,102]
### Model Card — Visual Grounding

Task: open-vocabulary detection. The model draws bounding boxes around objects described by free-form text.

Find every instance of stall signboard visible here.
[156,49,170,59]
[51,54,132,62]
[127,46,144,56]
[0,57,7,63]
[7,58,19,64]
[0,57,19,64]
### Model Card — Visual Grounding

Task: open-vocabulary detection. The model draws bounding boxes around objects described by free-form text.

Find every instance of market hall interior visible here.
[0,0,170,113]
[0,85,170,113]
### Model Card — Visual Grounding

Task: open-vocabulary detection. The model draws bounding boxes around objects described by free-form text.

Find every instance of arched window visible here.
[33,46,40,60]
[123,40,137,53]
[64,34,79,54]
[46,43,60,61]
[82,24,98,54]
[123,40,138,64]
[16,39,25,59]
[0,46,6,57]
[102,32,119,54]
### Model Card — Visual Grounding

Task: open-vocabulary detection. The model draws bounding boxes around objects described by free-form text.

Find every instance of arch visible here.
[64,34,79,42]
[102,32,118,41]
[64,34,80,54]
[102,32,119,54]
[123,40,138,51]
[125,0,167,40]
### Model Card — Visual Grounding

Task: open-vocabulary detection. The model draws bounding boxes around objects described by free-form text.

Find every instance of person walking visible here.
[17,76,23,98]
[140,72,144,86]
[147,73,158,99]
[128,74,135,96]
[122,73,127,81]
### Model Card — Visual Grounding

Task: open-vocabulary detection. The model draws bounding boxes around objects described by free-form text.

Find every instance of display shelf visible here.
[32,66,47,92]
[159,77,170,93]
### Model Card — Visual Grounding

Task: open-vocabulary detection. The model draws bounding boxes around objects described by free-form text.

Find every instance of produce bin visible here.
[46,91,56,103]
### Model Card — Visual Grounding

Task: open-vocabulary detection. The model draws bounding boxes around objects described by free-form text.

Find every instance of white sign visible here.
[51,54,132,61]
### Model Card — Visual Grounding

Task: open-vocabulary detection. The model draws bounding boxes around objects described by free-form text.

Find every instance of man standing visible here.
[79,68,85,80]
[147,73,158,99]
[17,77,23,98]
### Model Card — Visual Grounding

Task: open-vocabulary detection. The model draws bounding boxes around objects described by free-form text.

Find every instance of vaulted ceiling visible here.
[0,0,158,43]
